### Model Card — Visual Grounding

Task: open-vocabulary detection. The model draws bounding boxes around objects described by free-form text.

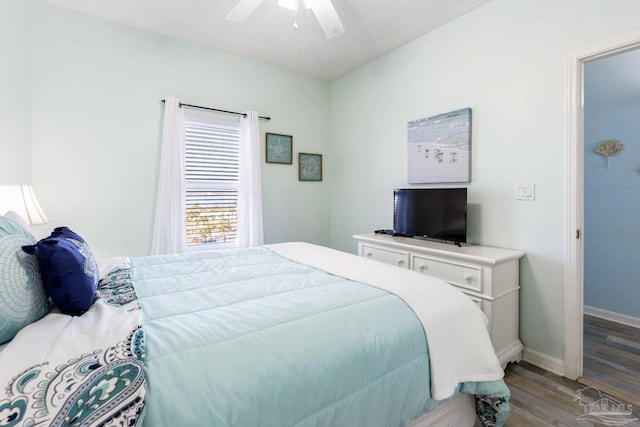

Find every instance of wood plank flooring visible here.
[503,315,640,426]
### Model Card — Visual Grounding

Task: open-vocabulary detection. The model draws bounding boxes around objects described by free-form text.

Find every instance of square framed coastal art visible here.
[407,108,471,184]
[266,133,293,164]
[298,153,322,182]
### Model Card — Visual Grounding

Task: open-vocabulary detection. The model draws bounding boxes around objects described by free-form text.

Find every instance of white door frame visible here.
[564,29,640,380]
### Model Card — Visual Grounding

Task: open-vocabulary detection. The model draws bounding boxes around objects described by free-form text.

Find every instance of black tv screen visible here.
[393,188,467,244]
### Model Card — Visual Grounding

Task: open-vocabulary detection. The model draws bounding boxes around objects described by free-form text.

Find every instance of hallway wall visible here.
[584,49,640,319]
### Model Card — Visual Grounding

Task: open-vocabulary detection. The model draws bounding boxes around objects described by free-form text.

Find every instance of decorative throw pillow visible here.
[0,216,49,344]
[4,210,32,233]
[22,227,99,316]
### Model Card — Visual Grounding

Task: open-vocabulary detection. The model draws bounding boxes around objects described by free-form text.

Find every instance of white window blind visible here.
[184,118,240,249]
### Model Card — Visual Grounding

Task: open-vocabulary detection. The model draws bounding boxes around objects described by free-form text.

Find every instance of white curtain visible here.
[151,97,186,255]
[238,111,264,247]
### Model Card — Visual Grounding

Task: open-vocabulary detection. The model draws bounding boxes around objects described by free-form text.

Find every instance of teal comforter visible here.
[132,246,509,426]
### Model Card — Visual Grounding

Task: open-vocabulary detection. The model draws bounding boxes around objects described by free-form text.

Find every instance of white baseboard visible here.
[520,308,640,379]
[584,305,640,329]
[521,347,565,377]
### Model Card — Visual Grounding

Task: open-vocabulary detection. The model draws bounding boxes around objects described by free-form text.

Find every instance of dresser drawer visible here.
[361,245,409,269]
[412,255,482,293]
[354,233,524,368]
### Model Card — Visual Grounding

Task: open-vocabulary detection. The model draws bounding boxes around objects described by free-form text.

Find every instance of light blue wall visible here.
[0,1,32,183]
[329,0,640,360]
[17,0,331,257]
[5,0,640,363]
[584,95,640,318]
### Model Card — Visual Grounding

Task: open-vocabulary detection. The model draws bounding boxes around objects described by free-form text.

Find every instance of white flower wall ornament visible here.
[595,139,624,168]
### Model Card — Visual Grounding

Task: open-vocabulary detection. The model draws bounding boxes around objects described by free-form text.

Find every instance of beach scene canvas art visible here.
[407,108,471,183]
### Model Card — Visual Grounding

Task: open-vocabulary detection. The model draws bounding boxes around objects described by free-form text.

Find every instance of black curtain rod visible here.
[161,99,271,121]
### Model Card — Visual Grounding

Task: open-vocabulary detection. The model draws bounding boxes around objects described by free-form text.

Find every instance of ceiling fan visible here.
[225,0,345,39]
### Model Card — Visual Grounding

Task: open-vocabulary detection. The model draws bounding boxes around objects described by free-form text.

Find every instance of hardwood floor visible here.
[503,315,640,426]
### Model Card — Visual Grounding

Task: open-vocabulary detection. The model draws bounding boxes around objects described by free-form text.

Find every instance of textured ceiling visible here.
[39,0,492,81]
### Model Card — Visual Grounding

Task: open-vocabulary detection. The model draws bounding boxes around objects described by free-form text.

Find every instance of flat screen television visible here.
[393,188,467,245]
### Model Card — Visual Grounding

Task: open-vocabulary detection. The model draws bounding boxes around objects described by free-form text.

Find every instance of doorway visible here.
[583,47,640,322]
[565,29,640,380]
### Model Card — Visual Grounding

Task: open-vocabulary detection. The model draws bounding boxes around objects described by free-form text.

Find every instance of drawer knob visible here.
[366,252,372,257]
[464,273,473,282]
[419,264,427,272]
[397,259,405,266]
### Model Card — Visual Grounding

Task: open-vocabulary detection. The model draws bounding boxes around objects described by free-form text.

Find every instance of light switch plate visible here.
[516,184,535,201]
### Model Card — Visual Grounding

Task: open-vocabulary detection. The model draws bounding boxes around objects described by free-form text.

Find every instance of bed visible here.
[0,218,510,427]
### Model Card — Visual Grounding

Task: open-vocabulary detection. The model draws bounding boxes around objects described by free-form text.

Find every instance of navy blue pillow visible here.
[22,227,99,316]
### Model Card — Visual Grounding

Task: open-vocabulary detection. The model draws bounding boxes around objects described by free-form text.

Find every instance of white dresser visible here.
[353,233,524,368]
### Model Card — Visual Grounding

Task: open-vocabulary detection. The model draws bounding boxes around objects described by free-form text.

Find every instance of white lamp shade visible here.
[0,185,49,225]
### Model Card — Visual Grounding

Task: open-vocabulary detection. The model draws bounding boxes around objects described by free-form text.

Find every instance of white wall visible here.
[22,1,331,257]
[329,0,640,361]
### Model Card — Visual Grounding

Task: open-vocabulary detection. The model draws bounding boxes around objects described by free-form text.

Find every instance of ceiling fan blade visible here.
[225,0,264,23]
[309,0,344,39]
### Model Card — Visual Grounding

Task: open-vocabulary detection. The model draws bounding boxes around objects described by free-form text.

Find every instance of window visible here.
[184,114,240,250]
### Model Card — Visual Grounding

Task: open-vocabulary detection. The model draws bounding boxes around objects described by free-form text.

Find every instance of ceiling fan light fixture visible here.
[278,0,298,11]
[226,0,344,39]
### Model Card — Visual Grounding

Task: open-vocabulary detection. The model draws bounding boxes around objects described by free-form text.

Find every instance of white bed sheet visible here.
[268,242,505,401]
